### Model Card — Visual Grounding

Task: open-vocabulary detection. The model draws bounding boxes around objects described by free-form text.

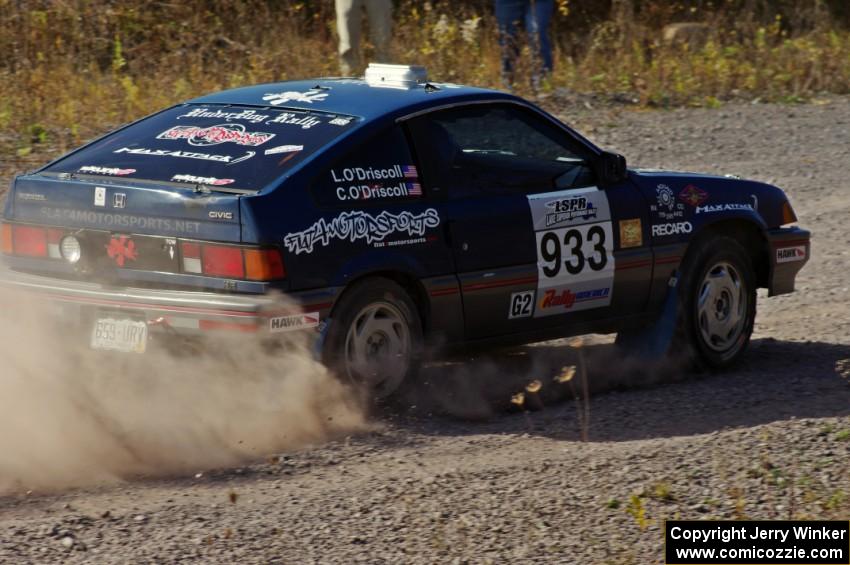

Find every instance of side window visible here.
[408,105,596,198]
[311,126,422,207]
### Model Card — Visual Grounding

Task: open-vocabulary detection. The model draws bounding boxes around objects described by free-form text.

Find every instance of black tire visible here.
[676,235,757,368]
[322,277,423,400]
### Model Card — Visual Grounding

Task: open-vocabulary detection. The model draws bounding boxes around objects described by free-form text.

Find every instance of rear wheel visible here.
[323,278,423,400]
[678,236,756,368]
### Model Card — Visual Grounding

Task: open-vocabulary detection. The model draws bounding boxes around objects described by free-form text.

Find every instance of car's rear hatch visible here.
[2,102,357,290]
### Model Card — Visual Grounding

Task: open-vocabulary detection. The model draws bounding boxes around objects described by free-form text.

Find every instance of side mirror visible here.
[594,151,628,186]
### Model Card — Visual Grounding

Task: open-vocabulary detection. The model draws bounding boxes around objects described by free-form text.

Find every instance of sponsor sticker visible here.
[269,312,320,333]
[262,89,329,105]
[177,107,271,124]
[265,112,323,129]
[264,144,304,156]
[508,291,535,319]
[105,235,138,267]
[776,246,806,263]
[17,192,47,202]
[171,174,235,186]
[283,208,440,255]
[94,186,106,207]
[679,184,709,207]
[329,117,353,126]
[114,147,255,165]
[157,124,275,147]
[619,218,643,248]
[695,202,754,214]
[39,206,201,234]
[538,287,611,312]
[543,195,597,227]
[651,183,685,220]
[112,193,127,209]
[651,221,693,237]
[79,166,136,176]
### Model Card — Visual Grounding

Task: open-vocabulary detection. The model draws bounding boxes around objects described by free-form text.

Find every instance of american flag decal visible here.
[402,165,418,179]
[406,182,422,196]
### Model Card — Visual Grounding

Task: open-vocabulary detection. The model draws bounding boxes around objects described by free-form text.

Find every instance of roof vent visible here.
[364,63,428,89]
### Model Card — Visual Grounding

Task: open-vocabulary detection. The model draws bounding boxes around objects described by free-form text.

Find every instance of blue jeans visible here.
[495,0,554,84]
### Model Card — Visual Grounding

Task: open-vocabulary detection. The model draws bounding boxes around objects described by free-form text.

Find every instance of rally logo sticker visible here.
[283,208,440,255]
[262,89,329,106]
[79,166,136,176]
[269,312,320,333]
[696,202,754,214]
[527,187,614,317]
[157,124,275,147]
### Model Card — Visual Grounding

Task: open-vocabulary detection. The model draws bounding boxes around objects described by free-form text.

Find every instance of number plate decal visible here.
[91,318,148,353]
[527,187,615,317]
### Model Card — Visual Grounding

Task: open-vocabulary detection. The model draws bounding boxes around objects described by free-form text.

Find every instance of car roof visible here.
[187,78,519,121]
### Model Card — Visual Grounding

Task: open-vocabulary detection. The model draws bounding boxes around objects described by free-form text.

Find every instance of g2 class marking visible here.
[508,291,535,319]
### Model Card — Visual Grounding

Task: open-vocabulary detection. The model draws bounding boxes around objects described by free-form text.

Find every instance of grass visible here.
[1,1,850,186]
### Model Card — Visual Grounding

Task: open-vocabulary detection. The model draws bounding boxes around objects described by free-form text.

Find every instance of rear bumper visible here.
[0,264,339,336]
[766,226,811,297]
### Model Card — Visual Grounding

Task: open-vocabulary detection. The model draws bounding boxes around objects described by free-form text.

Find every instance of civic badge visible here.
[112,193,127,209]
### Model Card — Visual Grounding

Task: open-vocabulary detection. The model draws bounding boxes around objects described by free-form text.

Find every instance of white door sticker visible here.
[94,186,106,207]
[527,187,615,317]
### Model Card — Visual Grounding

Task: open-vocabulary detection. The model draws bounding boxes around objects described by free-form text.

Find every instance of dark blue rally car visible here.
[0,64,810,397]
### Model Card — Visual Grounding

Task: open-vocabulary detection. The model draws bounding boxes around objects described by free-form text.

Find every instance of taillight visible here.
[781,200,798,225]
[181,241,284,281]
[0,224,12,255]
[203,245,245,279]
[12,225,48,257]
[244,249,285,281]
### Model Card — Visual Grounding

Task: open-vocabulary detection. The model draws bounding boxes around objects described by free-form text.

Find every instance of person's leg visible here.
[365,0,393,63]
[525,0,554,77]
[495,0,526,87]
[335,0,363,75]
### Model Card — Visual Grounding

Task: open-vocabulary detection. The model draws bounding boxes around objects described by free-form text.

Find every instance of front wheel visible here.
[323,278,423,400]
[677,236,757,368]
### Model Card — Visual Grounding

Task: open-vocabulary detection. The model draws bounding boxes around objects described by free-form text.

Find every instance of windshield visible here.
[43,104,358,192]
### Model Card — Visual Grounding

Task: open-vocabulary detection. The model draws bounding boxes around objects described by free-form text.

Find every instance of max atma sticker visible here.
[269,312,320,333]
[283,208,440,255]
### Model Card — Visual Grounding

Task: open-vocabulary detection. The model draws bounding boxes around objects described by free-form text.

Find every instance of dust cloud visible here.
[0,292,368,494]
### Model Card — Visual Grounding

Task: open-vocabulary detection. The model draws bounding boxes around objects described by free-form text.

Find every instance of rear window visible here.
[43,104,357,192]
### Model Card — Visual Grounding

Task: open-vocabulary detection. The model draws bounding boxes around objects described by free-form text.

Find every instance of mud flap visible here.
[312,317,332,361]
[617,272,680,359]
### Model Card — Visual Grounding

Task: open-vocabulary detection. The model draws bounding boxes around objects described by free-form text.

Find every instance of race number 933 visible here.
[539,224,609,278]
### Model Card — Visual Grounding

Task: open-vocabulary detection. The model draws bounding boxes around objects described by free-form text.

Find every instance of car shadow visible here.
[391,338,850,442]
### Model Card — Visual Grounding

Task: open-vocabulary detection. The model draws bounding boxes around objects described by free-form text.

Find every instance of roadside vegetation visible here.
[1,0,849,182]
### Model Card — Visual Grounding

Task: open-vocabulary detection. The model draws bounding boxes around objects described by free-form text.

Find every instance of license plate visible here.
[90,318,148,353]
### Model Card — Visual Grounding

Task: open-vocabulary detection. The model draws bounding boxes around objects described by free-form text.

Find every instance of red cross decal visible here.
[105,235,138,267]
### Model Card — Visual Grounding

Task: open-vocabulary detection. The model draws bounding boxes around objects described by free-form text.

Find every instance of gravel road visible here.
[1,97,849,564]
